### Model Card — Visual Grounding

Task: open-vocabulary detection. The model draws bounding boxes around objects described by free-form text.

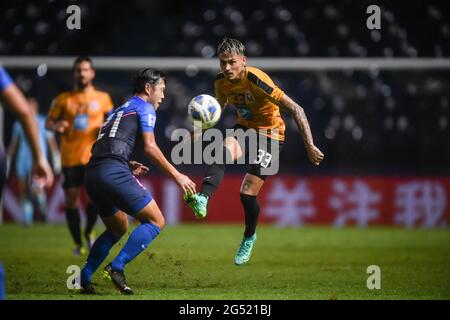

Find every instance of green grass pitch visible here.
[0,224,449,300]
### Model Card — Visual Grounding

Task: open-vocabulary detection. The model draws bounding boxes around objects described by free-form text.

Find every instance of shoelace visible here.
[238,239,252,255]
[187,196,205,209]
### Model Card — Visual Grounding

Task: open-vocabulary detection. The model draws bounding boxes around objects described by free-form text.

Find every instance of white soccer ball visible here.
[187,94,221,129]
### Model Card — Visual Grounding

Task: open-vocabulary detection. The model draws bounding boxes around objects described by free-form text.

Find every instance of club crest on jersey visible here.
[244,91,255,103]
[73,113,88,130]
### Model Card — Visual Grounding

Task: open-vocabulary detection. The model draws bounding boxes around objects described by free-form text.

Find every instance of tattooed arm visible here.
[279,94,324,165]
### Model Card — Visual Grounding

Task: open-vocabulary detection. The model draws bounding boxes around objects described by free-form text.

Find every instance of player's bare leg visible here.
[102,211,129,237]
[132,199,165,229]
[224,135,244,160]
[235,173,264,265]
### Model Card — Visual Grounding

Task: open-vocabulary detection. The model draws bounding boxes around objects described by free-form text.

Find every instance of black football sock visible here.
[240,194,260,238]
[201,163,225,199]
[85,203,98,237]
[201,146,232,198]
[66,208,82,246]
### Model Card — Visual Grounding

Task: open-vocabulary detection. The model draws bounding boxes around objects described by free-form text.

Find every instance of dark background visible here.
[1,0,449,175]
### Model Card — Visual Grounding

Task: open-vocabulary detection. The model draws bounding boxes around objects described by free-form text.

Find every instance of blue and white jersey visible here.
[90,96,156,163]
[0,66,13,92]
[12,114,52,177]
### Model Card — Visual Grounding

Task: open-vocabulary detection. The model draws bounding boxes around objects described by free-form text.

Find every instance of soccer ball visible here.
[187,94,221,129]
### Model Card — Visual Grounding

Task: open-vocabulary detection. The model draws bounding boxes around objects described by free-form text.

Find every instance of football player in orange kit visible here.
[46,56,113,255]
[185,38,324,265]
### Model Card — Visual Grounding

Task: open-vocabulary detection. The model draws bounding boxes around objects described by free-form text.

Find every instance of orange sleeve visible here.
[103,93,114,114]
[47,94,65,120]
[248,70,285,105]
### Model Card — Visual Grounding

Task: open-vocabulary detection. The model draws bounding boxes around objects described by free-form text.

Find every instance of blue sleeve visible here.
[137,103,156,133]
[38,115,54,139]
[0,66,13,92]
[11,121,22,139]
[105,109,114,118]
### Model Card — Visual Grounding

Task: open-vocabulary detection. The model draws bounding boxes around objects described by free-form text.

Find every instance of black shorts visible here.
[62,165,86,189]
[232,124,284,180]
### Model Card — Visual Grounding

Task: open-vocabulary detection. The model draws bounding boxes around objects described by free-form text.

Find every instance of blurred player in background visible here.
[79,68,196,295]
[0,66,54,199]
[7,96,60,225]
[46,56,114,255]
[184,38,324,265]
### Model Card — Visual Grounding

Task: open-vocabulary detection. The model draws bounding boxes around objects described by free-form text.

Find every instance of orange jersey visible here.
[215,66,286,141]
[48,88,113,166]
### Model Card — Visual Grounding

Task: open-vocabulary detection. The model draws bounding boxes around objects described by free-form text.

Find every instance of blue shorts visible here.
[85,159,152,218]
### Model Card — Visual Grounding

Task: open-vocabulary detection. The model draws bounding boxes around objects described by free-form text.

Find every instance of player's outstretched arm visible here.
[279,94,324,166]
[2,84,54,186]
[45,116,69,133]
[142,131,196,195]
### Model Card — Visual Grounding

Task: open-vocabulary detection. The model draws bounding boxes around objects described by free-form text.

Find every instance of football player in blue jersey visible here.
[80,68,196,294]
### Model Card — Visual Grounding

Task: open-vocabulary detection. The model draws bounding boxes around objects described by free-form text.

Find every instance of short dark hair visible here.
[73,56,93,70]
[133,68,166,94]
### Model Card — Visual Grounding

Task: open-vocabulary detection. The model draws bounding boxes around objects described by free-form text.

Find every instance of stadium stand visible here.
[1,0,449,174]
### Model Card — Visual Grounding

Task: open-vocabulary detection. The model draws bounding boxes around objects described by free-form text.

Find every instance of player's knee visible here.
[65,200,78,209]
[224,137,242,161]
[64,191,79,208]
[113,224,128,238]
[142,211,165,229]
[240,174,264,195]
[239,182,257,195]
[154,215,165,230]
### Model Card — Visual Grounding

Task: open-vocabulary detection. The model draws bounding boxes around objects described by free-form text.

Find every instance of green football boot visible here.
[183,192,208,219]
[234,234,257,265]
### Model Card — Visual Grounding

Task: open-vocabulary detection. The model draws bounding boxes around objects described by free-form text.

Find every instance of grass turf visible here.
[0,224,449,300]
